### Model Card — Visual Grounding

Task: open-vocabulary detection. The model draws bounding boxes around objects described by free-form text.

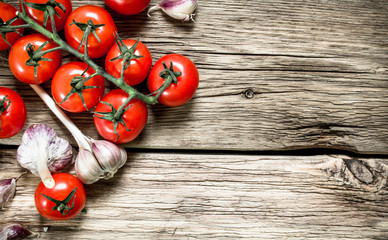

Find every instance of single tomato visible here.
[65,5,117,59]
[0,2,25,51]
[20,0,72,32]
[148,54,199,107]
[104,0,151,15]
[0,87,27,139]
[105,39,152,86]
[51,62,105,113]
[34,173,86,220]
[9,33,62,84]
[94,89,148,144]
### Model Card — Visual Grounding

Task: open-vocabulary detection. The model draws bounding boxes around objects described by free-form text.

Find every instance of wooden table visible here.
[1,0,387,239]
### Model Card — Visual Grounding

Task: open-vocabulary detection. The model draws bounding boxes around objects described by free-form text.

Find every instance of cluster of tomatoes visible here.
[1,0,199,143]
[0,0,199,221]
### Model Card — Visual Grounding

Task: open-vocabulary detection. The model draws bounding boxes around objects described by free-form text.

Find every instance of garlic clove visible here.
[0,178,16,208]
[92,140,128,179]
[148,0,197,22]
[75,149,104,184]
[0,224,38,239]
[118,145,128,169]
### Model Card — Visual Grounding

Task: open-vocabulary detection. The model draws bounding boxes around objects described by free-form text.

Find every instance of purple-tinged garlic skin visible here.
[16,124,74,176]
[148,0,197,22]
[0,224,34,240]
[0,178,16,208]
[92,140,127,172]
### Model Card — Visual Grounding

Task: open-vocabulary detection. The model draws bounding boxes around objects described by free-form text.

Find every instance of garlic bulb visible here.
[17,124,74,188]
[75,139,127,184]
[148,0,197,22]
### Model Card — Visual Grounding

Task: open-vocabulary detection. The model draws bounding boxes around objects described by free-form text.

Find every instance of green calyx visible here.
[25,41,54,84]
[0,95,11,131]
[60,66,100,111]
[70,19,105,51]
[93,100,133,141]
[24,0,66,28]
[0,17,23,48]
[40,187,77,216]
[110,34,144,80]
[159,61,181,84]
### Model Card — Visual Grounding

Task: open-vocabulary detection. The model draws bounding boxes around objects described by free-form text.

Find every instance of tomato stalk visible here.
[40,187,77,215]
[59,69,101,111]
[150,61,181,100]
[0,95,11,131]
[16,0,169,105]
[93,95,134,141]
[0,16,29,48]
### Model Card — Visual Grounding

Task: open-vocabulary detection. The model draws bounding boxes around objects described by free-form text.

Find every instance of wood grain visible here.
[0,149,387,239]
[0,0,387,154]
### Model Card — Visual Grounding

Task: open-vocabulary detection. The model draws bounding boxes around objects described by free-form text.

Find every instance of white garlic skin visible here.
[75,149,103,184]
[75,141,127,184]
[148,0,197,22]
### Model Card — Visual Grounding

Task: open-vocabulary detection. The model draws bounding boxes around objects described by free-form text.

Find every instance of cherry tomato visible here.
[104,0,151,15]
[94,89,148,144]
[0,2,24,51]
[51,62,105,113]
[65,5,117,59]
[20,0,72,32]
[34,173,86,221]
[148,54,199,107]
[0,87,27,139]
[105,39,152,86]
[9,33,62,84]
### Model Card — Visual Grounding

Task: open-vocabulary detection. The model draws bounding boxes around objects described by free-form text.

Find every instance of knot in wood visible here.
[344,158,374,184]
[244,89,254,99]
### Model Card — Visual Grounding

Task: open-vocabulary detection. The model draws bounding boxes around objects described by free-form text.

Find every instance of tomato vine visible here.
[14,0,172,105]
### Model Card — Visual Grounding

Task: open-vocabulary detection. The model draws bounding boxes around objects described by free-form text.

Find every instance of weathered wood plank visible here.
[0,0,387,153]
[0,149,387,239]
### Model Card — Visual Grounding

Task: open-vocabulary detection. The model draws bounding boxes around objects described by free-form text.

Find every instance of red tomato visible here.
[0,87,27,139]
[104,0,151,15]
[51,62,105,113]
[34,173,86,221]
[20,0,72,32]
[65,5,117,59]
[0,2,24,51]
[148,54,199,107]
[94,89,148,144]
[9,33,62,84]
[105,39,152,86]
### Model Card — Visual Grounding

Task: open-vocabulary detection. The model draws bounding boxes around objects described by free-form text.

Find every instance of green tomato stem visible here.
[33,45,63,59]
[113,95,133,120]
[47,6,57,35]
[16,5,162,105]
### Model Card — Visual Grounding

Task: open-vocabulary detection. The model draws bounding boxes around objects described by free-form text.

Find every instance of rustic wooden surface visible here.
[0,0,387,154]
[1,0,388,239]
[1,150,388,239]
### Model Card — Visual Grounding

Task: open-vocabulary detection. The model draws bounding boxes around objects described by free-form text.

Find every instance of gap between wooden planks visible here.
[1,149,387,239]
